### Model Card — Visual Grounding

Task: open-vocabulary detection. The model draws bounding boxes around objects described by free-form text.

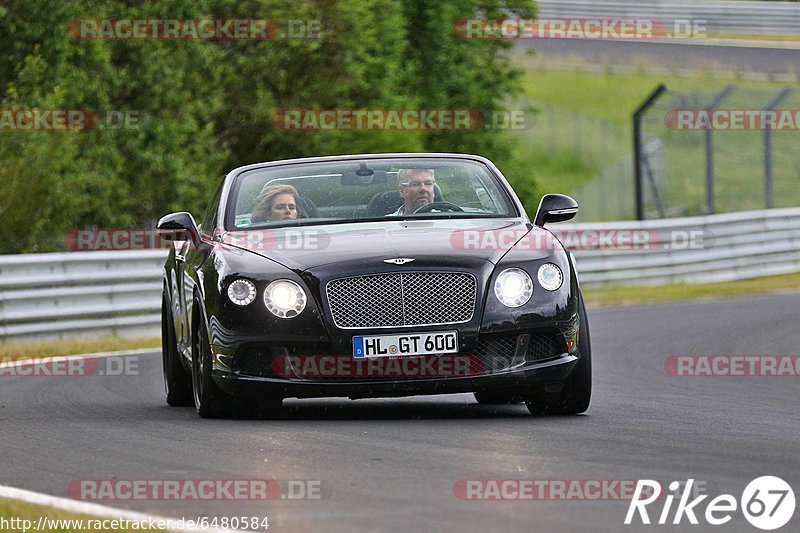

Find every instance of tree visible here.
[0,0,538,253]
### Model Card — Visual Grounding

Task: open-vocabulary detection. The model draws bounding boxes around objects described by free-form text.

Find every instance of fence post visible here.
[763,88,793,209]
[633,84,667,221]
[704,86,735,215]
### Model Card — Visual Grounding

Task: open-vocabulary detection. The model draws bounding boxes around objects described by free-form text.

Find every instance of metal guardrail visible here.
[0,251,166,341]
[564,207,800,286]
[1,207,799,340]
[536,0,800,35]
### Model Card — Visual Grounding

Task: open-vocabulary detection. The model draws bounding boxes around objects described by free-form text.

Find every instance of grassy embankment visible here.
[0,337,159,359]
[0,499,166,533]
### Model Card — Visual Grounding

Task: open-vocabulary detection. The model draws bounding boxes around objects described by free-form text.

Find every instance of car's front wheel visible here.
[190,302,284,419]
[162,292,193,407]
[525,298,592,415]
[191,304,240,418]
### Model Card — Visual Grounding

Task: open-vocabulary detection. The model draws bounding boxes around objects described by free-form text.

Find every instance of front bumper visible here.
[214,353,578,400]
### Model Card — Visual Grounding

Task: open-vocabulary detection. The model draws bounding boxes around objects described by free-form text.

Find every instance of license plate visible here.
[353,331,458,358]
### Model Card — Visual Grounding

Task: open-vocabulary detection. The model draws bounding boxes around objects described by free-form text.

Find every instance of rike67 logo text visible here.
[625,477,795,530]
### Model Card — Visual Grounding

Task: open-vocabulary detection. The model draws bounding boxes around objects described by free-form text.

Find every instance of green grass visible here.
[505,139,600,213]
[0,337,160,359]
[583,271,800,308]
[515,56,796,127]
[712,33,800,43]
[0,499,166,532]
[528,146,599,194]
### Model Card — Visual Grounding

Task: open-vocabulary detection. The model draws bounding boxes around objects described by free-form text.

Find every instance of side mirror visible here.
[157,212,200,241]
[534,194,578,227]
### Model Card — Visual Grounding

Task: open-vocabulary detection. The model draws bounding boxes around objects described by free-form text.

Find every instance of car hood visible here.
[220,219,557,273]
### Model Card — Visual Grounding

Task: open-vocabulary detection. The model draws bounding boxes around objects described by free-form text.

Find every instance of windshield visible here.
[225,158,517,230]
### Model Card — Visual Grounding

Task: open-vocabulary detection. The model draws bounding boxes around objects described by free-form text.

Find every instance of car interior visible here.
[232,163,509,228]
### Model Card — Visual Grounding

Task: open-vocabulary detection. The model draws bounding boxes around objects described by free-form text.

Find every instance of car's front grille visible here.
[326,272,476,328]
[234,346,273,377]
[234,344,331,378]
[476,335,519,358]
[525,332,565,362]
[475,334,519,371]
[473,331,565,371]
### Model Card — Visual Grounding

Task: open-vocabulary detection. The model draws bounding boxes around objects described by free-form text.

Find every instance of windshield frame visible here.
[220,153,525,232]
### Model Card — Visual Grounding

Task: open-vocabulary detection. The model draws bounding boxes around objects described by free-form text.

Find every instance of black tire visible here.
[525,298,592,415]
[473,391,522,404]
[191,303,239,418]
[162,292,193,407]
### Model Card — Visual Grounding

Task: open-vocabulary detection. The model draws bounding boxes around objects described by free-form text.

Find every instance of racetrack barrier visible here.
[536,0,800,37]
[0,251,164,341]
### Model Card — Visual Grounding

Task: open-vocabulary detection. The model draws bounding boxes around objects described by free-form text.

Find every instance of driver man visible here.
[391,169,435,215]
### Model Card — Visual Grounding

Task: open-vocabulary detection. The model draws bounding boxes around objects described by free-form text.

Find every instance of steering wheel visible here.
[414,201,464,214]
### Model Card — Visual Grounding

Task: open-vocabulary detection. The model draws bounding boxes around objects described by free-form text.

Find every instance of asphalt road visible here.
[520,39,800,74]
[1,293,798,532]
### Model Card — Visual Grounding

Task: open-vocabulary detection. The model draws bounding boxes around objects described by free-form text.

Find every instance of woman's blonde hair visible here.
[252,183,300,222]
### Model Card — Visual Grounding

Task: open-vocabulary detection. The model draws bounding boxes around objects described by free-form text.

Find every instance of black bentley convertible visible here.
[159,153,591,418]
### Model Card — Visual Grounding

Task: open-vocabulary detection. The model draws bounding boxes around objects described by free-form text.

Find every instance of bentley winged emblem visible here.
[383,257,415,265]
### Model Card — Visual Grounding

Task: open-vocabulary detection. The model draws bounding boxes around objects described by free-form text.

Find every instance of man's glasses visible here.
[400,179,436,188]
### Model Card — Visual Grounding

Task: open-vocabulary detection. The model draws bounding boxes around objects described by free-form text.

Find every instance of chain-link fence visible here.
[523,105,634,221]
[555,85,800,222]
[527,105,628,166]
[637,85,800,220]
[571,159,636,221]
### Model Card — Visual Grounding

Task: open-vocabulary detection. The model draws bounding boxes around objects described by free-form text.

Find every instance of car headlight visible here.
[263,279,307,318]
[227,279,256,306]
[537,263,563,291]
[494,268,533,308]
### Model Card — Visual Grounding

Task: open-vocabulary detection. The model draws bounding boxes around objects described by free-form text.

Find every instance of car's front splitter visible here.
[213,353,578,400]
